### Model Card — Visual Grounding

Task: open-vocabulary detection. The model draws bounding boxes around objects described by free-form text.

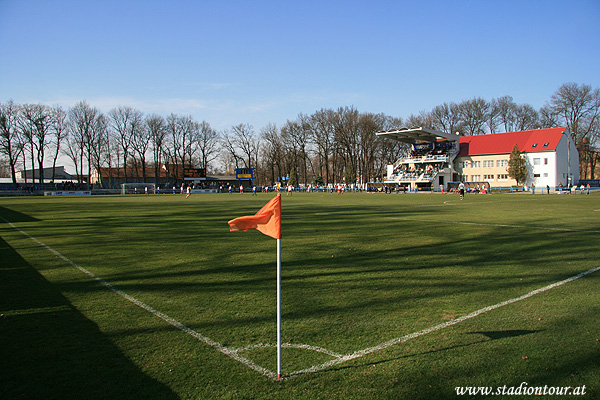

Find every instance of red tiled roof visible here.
[458,127,567,156]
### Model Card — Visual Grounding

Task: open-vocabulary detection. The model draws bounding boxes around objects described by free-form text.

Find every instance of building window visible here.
[534,173,541,178]
[543,142,549,147]
[473,161,481,168]
[544,158,548,165]
[531,143,538,148]
[496,159,508,168]
[484,174,494,180]
[533,158,541,166]
[497,174,508,181]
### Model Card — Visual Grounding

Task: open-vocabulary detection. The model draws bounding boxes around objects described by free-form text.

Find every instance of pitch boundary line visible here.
[1,217,277,380]
[3,217,599,380]
[286,265,600,377]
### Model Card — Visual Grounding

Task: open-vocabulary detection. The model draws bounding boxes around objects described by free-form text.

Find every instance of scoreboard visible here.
[184,168,206,179]
[236,168,254,179]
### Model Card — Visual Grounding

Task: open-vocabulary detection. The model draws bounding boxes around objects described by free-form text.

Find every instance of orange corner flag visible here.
[228,194,281,239]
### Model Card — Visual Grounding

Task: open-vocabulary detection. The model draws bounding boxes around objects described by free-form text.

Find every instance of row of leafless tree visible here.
[1,82,599,186]
[0,101,221,186]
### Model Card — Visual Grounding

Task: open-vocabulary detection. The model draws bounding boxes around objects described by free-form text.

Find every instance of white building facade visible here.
[454,127,579,189]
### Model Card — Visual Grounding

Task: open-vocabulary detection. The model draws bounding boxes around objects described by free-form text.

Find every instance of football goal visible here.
[121,183,157,195]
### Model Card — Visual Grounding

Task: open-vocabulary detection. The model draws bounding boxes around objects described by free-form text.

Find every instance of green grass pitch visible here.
[1,192,599,399]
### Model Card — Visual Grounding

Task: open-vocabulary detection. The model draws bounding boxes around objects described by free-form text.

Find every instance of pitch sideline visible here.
[1,216,277,380]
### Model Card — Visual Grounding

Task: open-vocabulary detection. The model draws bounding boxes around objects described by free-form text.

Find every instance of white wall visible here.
[387,164,394,180]
[555,133,580,187]
[524,132,579,188]
[524,152,556,188]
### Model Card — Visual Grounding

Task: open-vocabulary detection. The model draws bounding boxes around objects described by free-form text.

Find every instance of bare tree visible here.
[550,83,600,142]
[89,114,109,187]
[64,125,83,183]
[282,117,311,185]
[457,97,489,136]
[356,112,383,184]
[165,113,195,181]
[513,104,539,131]
[130,111,152,182]
[146,114,167,185]
[195,120,220,172]
[430,102,461,135]
[164,114,181,180]
[549,82,600,178]
[232,123,258,169]
[493,96,518,132]
[68,101,102,187]
[49,105,68,183]
[538,105,561,129]
[404,112,432,129]
[17,105,37,183]
[108,106,140,183]
[186,121,201,170]
[260,123,283,184]
[0,100,24,185]
[309,108,337,184]
[332,106,360,184]
[486,98,503,134]
[489,97,539,132]
[374,115,407,181]
[20,104,54,184]
[220,133,241,172]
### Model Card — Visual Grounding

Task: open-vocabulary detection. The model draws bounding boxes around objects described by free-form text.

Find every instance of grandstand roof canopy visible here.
[376,127,460,144]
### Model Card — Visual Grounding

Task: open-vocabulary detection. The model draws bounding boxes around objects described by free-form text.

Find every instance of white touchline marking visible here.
[230,343,344,359]
[287,265,600,378]
[1,217,276,380]
[4,216,599,380]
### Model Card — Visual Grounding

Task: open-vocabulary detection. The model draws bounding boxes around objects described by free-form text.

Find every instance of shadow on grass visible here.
[468,330,540,340]
[0,206,40,223]
[324,329,543,374]
[0,236,178,400]
[39,212,598,337]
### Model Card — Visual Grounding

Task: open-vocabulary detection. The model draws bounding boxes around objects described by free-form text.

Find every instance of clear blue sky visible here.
[1,0,599,131]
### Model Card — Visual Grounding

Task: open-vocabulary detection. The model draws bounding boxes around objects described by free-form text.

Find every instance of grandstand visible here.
[377,127,460,191]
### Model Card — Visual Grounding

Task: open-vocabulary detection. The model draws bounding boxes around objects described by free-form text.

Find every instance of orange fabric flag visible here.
[228,194,281,239]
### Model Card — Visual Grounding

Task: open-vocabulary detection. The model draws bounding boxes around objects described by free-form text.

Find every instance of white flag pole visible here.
[276,237,282,380]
